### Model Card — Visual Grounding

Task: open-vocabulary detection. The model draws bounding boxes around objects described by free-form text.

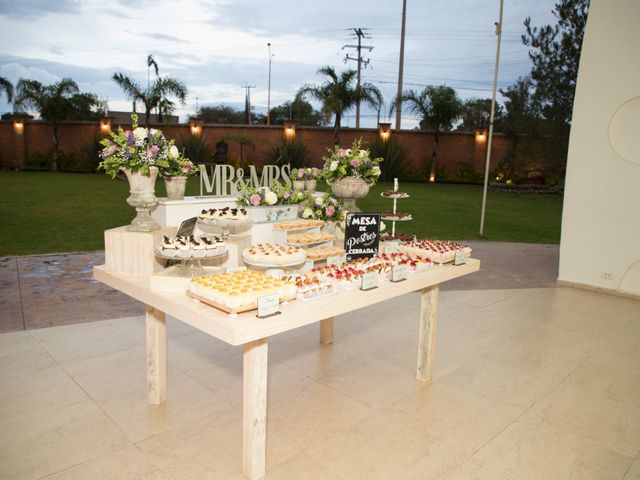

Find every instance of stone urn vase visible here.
[329,176,370,211]
[292,180,305,192]
[164,176,188,201]
[304,179,317,193]
[122,166,160,232]
[323,220,345,246]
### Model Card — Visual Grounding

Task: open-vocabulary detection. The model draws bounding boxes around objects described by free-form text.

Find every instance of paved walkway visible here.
[0,241,560,334]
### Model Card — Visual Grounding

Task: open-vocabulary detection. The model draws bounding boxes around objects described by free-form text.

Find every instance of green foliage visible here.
[452,162,483,184]
[0,75,14,102]
[177,134,214,165]
[24,149,91,172]
[270,98,323,126]
[391,85,462,133]
[265,137,308,168]
[193,105,245,124]
[79,135,103,172]
[456,98,505,133]
[321,138,382,185]
[493,152,516,182]
[369,137,407,182]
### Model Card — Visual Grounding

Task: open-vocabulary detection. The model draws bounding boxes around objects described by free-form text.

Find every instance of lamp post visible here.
[267,43,274,127]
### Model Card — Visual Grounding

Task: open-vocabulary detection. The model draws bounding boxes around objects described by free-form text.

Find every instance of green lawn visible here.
[0,172,563,256]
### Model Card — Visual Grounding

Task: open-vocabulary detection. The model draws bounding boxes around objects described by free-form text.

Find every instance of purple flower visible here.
[325,206,335,217]
[147,145,159,157]
[126,131,134,145]
[249,194,261,206]
[124,151,132,158]
[350,159,360,168]
[106,145,118,156]
[338,148,347,157]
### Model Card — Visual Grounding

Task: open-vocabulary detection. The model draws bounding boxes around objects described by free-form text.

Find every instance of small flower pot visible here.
[164,176,188,201]
[292,180,305,192]
[304,179,317,193]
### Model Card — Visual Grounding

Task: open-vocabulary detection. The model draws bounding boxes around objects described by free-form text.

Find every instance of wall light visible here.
[429,173,436,183]
[190,118,204,136]
[378,122,391,142]
[475,128,487,143]
[283,120,296,140]
[13,118,24,134]
[99,117,112,133]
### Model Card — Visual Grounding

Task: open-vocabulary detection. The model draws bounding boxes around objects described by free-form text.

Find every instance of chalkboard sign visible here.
[344,212,381,261]
[176,217,197,237]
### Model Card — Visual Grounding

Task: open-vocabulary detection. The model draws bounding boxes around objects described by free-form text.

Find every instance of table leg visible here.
[242,338,268,480]
[416,286,440,383]
[319,317,334,344]
[146,306,166,404]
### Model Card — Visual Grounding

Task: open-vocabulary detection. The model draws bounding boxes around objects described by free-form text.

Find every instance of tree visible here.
[0,76,13,102]
[456,98,505,133]
[14,78,102,171]
[113,56,187,125]
[193,105,245,124]
[522,0,589,165]
[391,85,462,181]
[269,98,323,126]
[297,66,383,144]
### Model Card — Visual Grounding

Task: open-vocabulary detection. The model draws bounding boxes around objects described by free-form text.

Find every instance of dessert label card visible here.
[454,251,466,266]
[257,293,280,318]
[392,264,408,282]
[361,271,379,291]
[344,213,381,261]
[176,217,197,237]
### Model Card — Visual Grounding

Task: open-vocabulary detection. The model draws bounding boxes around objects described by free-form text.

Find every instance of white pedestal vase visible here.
[123,166,160,232]
[164,176,187,200]
[304,179,317,193]
[329,176,371,212]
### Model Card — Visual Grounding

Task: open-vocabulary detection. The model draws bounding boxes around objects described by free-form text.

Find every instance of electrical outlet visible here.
[601,272,612,280]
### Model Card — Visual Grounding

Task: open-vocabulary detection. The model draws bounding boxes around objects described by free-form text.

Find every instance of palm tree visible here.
[14,78,82,172]
[297,66,382,144]
[391,85,461,181]
[0,76,13,102]
[112,56,187,126]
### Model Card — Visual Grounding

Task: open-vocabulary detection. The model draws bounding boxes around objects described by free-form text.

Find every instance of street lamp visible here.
[267,43,275,127]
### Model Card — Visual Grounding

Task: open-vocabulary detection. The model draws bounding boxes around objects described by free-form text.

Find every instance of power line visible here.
[342,28,373,128]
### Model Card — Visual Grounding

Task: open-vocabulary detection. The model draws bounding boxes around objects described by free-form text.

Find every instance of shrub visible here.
[177,134,215,165]
[79,135,103,172]
[451,161,483,183]
[370,137,407,182]
[264,137,308,168]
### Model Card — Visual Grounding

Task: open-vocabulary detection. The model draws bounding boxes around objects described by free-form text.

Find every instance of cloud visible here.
[0,0,80,19]
[138,32,189,44]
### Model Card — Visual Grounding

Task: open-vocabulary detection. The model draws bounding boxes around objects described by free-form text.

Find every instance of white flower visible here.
[345,149,352,155]
[329,160,338,171]
[264,191,278,205]
[380,221,386,232]
[359,149,368,158]
[133,127,147,143]
[169,145,179,159]
[302,207,314,218]
[371,166,381,176]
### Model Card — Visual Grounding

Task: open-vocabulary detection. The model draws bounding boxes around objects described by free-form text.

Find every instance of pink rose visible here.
[106,145,118,155]
[249,194,261,206]
[182,164,191,173]
[350,159,360,168]
[297,169,305,178]
[325,206,335,217]
[147,145,159,157]
[338,148,347,157]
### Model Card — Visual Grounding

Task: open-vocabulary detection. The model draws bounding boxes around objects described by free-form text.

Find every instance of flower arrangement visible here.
[236,180,306,207]
[159,153,197,178]
[301,192,346,222]
[99,113,173,178]
[291,167,321,180]
[321,138,383,185]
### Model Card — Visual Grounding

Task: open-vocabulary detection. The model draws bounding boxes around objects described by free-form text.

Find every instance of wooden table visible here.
[94,259,480,479]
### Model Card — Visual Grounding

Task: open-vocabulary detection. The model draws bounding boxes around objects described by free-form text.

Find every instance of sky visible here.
[0,0,557,128]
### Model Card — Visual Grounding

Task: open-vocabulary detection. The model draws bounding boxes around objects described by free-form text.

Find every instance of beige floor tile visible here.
[314,352,428,409]
[261,452,344,480]
[459,289,514,308]
[167,330,241,371]
[543,305,632,337]
[388,381,526,455]
[267,377,375,450]
[570,292,640,322]
[307,413,467,480]
[29,320,138,364]
[444,457,516,480]
[624,456,640,480]
[0,330,56,377]
[0,365,88,425]
[0,399,130,480]
[42,445,168,480]
[475,419,634,480]
[183,354,307,406]
[111,315,198,343]
[138,407,298,480]
[93,370,233,443]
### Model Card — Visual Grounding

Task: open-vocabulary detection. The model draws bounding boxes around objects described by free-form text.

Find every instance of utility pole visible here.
[395,0,407,130]
[242,84,255,124]
[343,28,373,128]
[267,43,274,127]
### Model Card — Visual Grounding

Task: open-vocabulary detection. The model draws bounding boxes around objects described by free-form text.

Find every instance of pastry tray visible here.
[380,193,410,199]
[186,290,296,315]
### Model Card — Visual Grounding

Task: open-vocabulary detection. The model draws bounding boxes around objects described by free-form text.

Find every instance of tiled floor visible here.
[1,287,639,480]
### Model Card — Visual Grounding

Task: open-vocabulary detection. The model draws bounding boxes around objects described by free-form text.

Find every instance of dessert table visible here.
[93,258,480,480]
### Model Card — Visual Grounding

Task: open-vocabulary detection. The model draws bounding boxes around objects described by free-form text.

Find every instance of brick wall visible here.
[0,120,531,177]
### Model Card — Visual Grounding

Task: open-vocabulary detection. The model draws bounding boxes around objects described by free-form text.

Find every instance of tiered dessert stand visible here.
[197,216,253,240]
[154,247,227,277]
[380,178,412,238]
[275,221,343,268]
